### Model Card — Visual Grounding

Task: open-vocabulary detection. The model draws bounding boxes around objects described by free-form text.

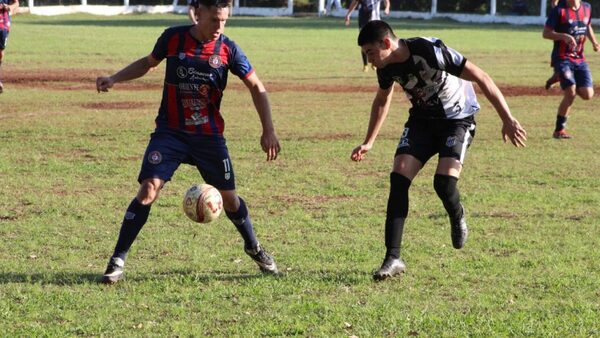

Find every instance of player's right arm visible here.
[344,0,359,26]
[96,54,161,92]
[351,85,394,162]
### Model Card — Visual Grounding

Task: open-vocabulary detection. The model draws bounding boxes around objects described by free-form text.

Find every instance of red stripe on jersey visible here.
[218,43,230,67]
[183,33,199,58]
[166,84,179,129]
[167,33,180,56]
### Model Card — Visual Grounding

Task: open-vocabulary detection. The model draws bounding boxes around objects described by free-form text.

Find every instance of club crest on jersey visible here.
[148,151,162,164]
[208,55,222,69]
[446,136,457,147]
[178,52,186,60]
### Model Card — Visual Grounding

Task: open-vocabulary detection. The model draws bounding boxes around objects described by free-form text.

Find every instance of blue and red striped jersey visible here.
[0,0,12,31]
[151,25,254,136]
[545,2,592,64]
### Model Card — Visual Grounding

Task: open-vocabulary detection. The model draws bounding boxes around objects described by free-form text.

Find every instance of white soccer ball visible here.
[182,184,223,223]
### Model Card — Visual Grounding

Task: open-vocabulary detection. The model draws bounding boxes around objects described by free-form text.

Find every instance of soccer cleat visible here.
[362,65,369,72]
[373,256,406,281]
[451,205,468,249]
[102,257,125,284]
[245,244,278,275]
[545,73,560,90]
[553,129,572,139]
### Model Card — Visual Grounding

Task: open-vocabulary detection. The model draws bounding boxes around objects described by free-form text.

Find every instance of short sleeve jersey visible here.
[545,2,592,64]
[358,0,378,12]
[377,37,480,120]
[0,0,12,31]
[151,25,254,136]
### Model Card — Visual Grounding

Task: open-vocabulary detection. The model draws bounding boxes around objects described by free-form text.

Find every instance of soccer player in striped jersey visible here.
[96,0,281,284]
[0,0,18,94]
[543,0,599,139]
[344,0,390,72]
[350,21,527,281]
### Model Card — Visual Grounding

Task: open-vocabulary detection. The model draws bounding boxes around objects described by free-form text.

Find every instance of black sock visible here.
[433,174,462,223]
[112,198,151,261]
[555,115,567,132]
[225,197,258,250]
[385,172,411,259]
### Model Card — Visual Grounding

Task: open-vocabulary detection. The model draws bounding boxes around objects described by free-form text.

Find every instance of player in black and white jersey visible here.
[350,21,527,281]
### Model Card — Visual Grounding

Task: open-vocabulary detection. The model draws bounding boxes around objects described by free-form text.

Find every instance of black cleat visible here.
[451,205,468,249]
[245,244,278,275]
[102,257,125,284]
[373,256,406,281]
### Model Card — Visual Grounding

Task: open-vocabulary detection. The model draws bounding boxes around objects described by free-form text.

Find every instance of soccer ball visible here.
[182,184,223,223]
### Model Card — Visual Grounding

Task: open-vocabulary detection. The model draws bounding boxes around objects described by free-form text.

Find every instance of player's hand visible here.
[344,16,350,26]
[351,144,371,162]
[261,130,281,161]
[564,35,577,48]
[592,42,600,52]
[501,118,527,147]
[96,76,115,92]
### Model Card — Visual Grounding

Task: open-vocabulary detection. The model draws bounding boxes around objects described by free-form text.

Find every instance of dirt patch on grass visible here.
[3,68,587,96]
[81,101,153,110]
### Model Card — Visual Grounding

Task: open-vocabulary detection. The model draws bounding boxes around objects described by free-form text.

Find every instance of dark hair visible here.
[195,0,232,8]
[357,20,397,46]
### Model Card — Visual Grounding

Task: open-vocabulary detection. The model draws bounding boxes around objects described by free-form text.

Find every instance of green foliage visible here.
[1,14,600,336]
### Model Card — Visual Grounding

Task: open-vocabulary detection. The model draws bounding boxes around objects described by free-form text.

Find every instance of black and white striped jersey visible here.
[377,37,480,120]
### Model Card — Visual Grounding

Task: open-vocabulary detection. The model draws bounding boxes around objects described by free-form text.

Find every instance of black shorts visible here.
[0,29,9,50]
[394,116,476,165]
[138,130,236,190]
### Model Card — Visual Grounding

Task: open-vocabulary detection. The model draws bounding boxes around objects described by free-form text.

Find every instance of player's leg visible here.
[358,13,370,71]
[102,132,183,284]
[374,122,434,281]
[575,61,594,100]
[554,61,577,139]
[545,71,560,90]
[0,30,6,94]
[192,139,277,274]
[434,118,475,249]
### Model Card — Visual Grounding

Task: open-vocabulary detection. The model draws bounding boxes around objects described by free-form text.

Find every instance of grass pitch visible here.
[0,13,599,336]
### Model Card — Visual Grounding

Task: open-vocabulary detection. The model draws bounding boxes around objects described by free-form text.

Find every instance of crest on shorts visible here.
[148,151,162,164]
[208,55,222,69]
[179,52,186,60]
[446,136,457,147]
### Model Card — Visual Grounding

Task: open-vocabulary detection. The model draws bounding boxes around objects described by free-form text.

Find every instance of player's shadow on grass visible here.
[0,272,101,285]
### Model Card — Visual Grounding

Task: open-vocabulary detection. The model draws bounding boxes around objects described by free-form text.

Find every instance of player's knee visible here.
[433,174,458,201]
[389,172,411,198]
[137,179,163,205]
[220,190,240,212]
[578,88,593,100]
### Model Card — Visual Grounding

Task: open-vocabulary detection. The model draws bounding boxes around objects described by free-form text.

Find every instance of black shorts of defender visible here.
[394,116,476,165]
[137,130,236,190]
[0,29,9,50]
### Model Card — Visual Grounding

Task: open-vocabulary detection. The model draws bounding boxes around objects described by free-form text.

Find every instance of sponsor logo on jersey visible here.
[208,55,222,69]
[148,151,162,164]
[176,66,213,81]
[178,52,186,60]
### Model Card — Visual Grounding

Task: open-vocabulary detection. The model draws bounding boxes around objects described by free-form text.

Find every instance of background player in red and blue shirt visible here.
[96,0,281,284]
[350,21,527,281]
[544,0,600,139]
[0,0,18,94]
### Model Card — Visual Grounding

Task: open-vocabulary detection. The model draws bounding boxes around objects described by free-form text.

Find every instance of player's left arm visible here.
[4,0,19,13]
[383,0,390,16]
[586,23,600,52]
[241,72,281,161]
[459,60,527,147]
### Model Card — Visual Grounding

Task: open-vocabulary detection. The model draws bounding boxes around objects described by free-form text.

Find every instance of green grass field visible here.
[1,13,599,336]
